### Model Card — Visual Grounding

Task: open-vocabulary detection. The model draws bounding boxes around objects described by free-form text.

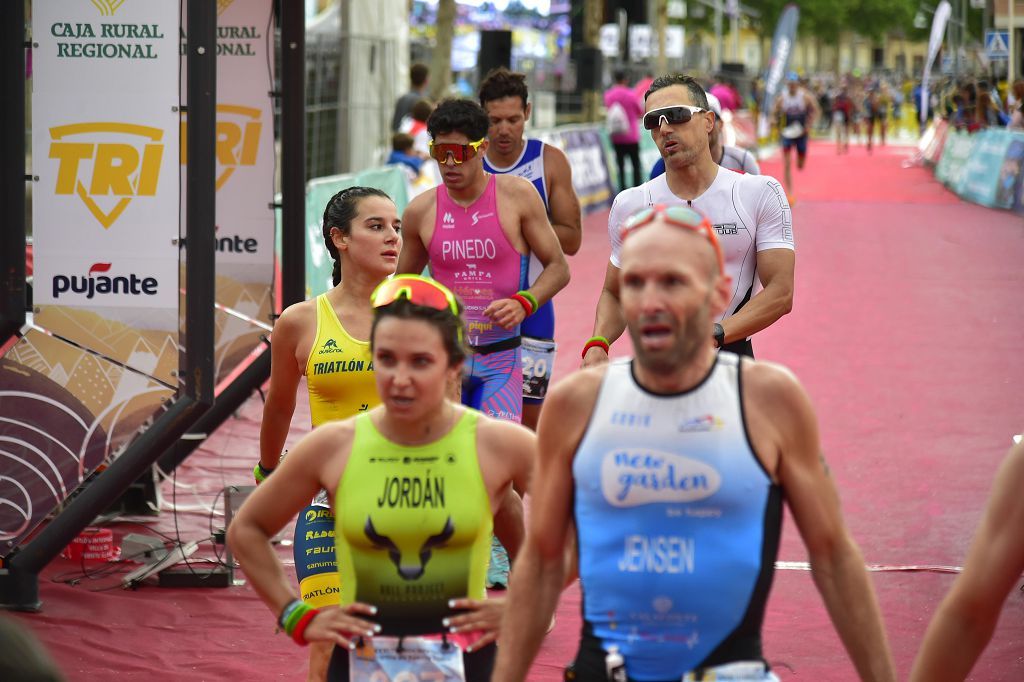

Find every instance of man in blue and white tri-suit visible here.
[494,205,896,682]
[479,67,582,433]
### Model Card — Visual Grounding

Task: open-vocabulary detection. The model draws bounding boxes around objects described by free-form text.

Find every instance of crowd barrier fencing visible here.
[921,120,1024,214]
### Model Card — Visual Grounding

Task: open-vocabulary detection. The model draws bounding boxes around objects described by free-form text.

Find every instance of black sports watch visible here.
[713,323,725,349]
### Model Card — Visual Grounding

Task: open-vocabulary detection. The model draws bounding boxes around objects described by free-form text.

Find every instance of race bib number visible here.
[521,337,556,400]
[350,636,465,682]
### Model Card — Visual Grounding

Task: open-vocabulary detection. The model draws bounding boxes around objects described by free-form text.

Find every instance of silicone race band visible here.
[278,599,319,645]
[253,462,274,484]
[581,335,610,359]
[511,294,534,317]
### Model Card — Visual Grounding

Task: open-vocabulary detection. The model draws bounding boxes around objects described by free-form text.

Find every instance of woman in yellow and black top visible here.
[255,186,401,680]
[231,276,534,681]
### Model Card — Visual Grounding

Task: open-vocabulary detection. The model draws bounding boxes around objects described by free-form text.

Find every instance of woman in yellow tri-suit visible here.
[255,186,401,681]
[231,275,534,681]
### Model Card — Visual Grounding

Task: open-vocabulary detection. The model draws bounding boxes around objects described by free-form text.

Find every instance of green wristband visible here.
[516,289,538,312]
[253,462,274,484]
[278,599,314,636]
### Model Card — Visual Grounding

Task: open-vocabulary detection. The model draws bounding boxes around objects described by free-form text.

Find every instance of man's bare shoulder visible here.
[404,187,438,221]
[743,358,802,397]
[742,359,812,424]
[541,142,571,171]
[545,365,609,413]
[495,172,539,197]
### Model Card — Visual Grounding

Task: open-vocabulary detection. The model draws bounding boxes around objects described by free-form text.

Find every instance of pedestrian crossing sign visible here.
[985,31,1009,60]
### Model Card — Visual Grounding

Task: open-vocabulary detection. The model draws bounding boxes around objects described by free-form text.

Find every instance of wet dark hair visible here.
[426,98,490,141]
[371,296,467,366]
[644,74,710,110]
[321,186,392,286]
[479,67,529,109]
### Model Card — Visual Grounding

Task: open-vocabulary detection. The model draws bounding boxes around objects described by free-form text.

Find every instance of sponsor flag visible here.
[758,4,799,139]
[32,0,180,313]
[921,1,952,128]
[180,0,277,383]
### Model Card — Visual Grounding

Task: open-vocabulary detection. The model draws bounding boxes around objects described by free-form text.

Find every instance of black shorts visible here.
[721,338,754,358]
[326,641,496,681]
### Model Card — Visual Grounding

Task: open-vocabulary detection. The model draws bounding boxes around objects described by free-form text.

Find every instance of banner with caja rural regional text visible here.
[31,0,181,386]
[3,0,182,552]
[180,0,277,384]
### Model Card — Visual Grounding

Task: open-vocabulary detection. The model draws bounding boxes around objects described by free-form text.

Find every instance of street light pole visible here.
[714,0,723,73]
[1011,0,1017,83]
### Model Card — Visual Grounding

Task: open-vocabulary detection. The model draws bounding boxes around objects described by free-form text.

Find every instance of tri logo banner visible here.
[33,0,180,310]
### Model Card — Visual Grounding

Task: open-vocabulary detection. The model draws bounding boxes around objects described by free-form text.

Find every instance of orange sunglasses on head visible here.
[371,274,459,315]
[621,204,724,275]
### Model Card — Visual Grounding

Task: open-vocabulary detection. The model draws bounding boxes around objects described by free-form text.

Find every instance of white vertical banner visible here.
[180,0,276,381]
[921,1,952,127]
[32,0,181,311]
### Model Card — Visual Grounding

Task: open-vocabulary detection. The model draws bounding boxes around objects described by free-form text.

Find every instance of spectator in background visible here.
[1006,79,1024,115]
[604,70,644,193]
[1009,101,1024,131]
[974,91,1004,129]
[387,132,424,179]
[633,71,655,102]
[391,62,430,131]
[709,76,739,111]
[978,80,1003,114]
[399,98,434,157]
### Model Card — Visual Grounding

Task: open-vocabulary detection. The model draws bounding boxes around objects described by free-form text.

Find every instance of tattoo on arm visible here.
[819,452,831,476]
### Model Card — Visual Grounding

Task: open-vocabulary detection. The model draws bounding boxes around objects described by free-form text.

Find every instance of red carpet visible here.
[12,140,1024,680]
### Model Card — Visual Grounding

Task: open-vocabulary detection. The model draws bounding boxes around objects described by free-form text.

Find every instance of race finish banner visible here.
[181,0,276,384]
[1,0,180,550]
[758,4,799,139]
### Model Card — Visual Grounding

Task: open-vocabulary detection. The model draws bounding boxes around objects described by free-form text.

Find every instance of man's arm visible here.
[486,177,569,330]
[910,441,1024,682]
[748,362,896,681]
[543,145,583,256]
[719,248,794,345]
[492,369,603,682]
[582,260,626,366]
[583,190,635,366]
[515,177,569,307]
[396,191,432,275]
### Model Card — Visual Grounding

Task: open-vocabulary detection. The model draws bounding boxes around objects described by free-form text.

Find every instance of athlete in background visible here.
[479,67,582,431]
[234,276,535,682]
[773,74,819,202]
[256,187,401,681]
[585,74,794,366]
[494,207,894,682]
[398,98,569,588]
[650,91,760,179]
